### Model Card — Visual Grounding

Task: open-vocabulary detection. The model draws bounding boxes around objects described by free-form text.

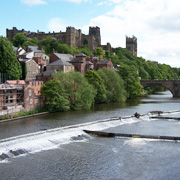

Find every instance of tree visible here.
[31,37,39,45]
[41,79,70,111]
[55,43,71,54]
[80,45,92,56]
[23,40,37,47]
[105,51,110,59]
[12,33,27,47]
[97,68,127,102]
[53,71,95,110]
[118,65,143,98]
[40,36,57,55]
[0,37,22,80]
[21,62,27,80]
[96,47,104,57]
[85,70,107,103]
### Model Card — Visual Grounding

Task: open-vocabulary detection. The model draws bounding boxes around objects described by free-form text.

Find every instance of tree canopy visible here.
[12,33,27,47]
[41,79,70,111]
[95,47,104,57]
[0,37,22,80]
[85,70,107,103]
[53,71,95,110]
[97,68,127,103]
[118,65,143,98]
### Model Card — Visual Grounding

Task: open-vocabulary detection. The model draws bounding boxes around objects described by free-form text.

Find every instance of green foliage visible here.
[110,54,120,66]
[80,45,93,56]
[95,47,104,57]
[105,51,110,59]
[12,108,48,118]
[12,33,27,47]
[53,71,95,110]
[0,37,22,80]
[40,36,57,55]
[23,40,37,47]
[21,62,27,80]
[113,47,180,94]
[118,65,143,98]
[41,79,70,111]
[55,43,72,54]
[97,68,127,103]
[54,41,80,55]
[31,37,39,45]
[0,115,9,120]
[85,70,107,103]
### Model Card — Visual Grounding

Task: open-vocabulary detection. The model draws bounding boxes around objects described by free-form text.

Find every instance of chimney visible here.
[90,54,93,61]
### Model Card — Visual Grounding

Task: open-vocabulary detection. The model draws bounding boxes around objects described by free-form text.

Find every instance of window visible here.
[6,96,8,103]
[29,89,32,96]
[29,98,33,105]
[7,90,12,94]
[10,95,13,103]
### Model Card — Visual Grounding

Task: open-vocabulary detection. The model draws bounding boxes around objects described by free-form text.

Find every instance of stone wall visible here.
[6,26,101,51]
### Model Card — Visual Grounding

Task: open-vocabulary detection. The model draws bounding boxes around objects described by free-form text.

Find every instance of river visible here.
[0,91,180,180]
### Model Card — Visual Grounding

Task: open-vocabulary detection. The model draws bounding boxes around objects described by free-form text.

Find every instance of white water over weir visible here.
[0,110,180,163]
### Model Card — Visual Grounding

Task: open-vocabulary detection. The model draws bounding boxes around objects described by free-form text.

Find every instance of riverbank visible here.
[0,90,176,124]
[0,110,58,123]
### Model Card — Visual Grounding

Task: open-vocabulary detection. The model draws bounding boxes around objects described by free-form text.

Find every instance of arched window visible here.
[83,39,88,45]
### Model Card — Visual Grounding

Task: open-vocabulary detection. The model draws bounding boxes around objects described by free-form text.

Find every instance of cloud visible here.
[44,0,180,66]
[90,0,180,67]
[48,18,67,32]
[21,0,47,6]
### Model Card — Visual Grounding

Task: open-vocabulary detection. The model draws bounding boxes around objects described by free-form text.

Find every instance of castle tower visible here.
[66,27,76,47]
[89,26,101,46]
[66,27,82,47]
[126,35,137,56]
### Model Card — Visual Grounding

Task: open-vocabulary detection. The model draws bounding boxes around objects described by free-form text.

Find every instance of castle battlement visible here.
[6,26,102,51]
[6,26,137,55]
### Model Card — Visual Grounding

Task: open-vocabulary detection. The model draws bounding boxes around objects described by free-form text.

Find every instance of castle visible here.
[6,27,137,56]
[7,26,106,51]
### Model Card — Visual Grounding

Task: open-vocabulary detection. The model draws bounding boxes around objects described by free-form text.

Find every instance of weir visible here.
[1,110,180,163]
[83,130,180,141]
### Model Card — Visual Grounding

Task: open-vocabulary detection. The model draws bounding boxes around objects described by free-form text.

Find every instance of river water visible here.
[0,91,180,180]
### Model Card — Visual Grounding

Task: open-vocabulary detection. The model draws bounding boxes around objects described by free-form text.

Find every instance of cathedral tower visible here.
[126,36,137,56]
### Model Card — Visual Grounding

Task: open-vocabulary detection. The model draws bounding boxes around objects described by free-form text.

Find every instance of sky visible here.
[1,0,180,67]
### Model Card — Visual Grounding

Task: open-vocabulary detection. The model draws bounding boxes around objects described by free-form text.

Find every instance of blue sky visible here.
[1,0,180,67]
